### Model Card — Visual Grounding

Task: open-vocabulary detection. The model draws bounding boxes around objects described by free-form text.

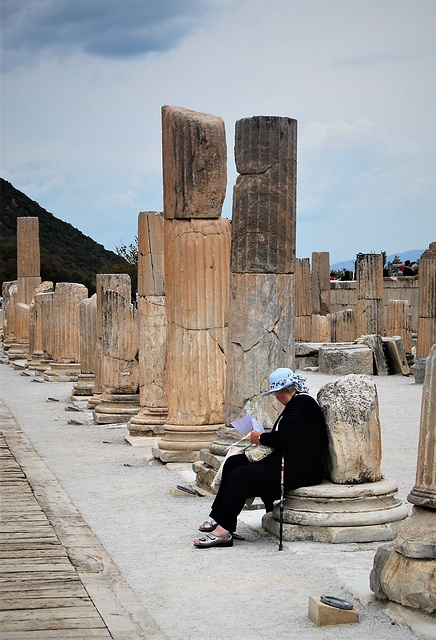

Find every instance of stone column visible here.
[371,344,436,613]
[331,309,357,343]
[295,258,312,341]
[27,282,54,368]
[7,217,41,358]
[128,211,168,439]
[416,243,436,358]
[1,281,18,351]
[195,115,297,490]
[88,274,132,408]
[311,252,331,342]
[154,105,230,462]
[93,275,140,424]
[356,253,383,337]
[387,299,412,354]
[71,294,97,398]
[41,295,55,363]
[44,282,88,381]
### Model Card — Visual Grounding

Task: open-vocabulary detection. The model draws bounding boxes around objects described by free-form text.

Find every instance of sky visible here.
[1,0,435,264]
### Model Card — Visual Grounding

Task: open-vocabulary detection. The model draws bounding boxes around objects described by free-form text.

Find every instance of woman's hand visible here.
[250,430,262,445]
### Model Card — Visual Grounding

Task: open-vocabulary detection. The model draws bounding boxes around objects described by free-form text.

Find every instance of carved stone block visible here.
[317,374,383,483]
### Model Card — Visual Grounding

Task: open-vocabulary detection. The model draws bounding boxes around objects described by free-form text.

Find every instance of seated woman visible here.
[193,368,327,548]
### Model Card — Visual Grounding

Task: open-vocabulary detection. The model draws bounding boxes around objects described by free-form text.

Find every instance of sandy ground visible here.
[1,355,435,640]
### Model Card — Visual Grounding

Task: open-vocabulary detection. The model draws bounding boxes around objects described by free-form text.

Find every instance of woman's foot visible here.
[198,519,217,533]
[193,532,233,548]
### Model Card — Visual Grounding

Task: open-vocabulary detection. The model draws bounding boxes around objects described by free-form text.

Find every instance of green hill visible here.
[0,178,131,295]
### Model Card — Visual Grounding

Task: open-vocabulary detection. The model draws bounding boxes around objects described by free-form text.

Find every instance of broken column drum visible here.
[155,106,230,462]
[44,282,88,382]
[71,294,97,398]
[128,211,168,438]
[371,343,436,613]
[27,282,54,369]
[356,253,384,337]
[93,274,140,424]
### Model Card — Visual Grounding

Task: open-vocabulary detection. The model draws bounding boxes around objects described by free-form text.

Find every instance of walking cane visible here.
[278,454,285,551]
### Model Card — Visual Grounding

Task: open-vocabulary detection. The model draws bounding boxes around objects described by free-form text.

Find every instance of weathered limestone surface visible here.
[359,334,388,376]
[387,299,412,353]
[381,336,409,376]
[17,217,40,278]
[231,116,297,274]
[330,309,356,343]
[2,282,17,348]
[226,273,295,427]
[416,251,436,358]
[71,294,97,398]
[408,343,436,508]
[295,258,312,341]
[27,282,54,366]
[89,274,132,407]
[157,106,230,461]
[163,218,230,426]
[40,295,55,362]
[318,344,373,376]
[371,543,436,613]
[44,283,88,381]
[370,344,436,613]
[311,313,331,343]
[128,211,167,437]
[317,374,383,483]
[161,105,227,220]
[100,289,139,394]
[263,478,407,543]
[356,253,383,336]
[311,252,330,315]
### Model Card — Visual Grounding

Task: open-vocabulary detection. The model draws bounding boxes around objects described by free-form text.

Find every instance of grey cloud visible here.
[1,0,211,70]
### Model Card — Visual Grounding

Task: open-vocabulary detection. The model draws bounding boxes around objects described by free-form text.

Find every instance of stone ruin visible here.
[1,106,435,622]
[370,343,436,613]
[263,374,408,543]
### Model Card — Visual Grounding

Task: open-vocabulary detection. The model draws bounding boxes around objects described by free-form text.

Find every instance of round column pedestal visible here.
[93,393,140,424]
[127,407,167,438]
[153,423,222,463]
[43,361,81,382]
[71,374,95,400]
[262,478,408,544]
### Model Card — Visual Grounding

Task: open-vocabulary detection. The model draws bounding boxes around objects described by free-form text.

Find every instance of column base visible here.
[153,423,222,463]
[127,407,167,438]
[93,393,140,424]
[71,374,95,399]
[262,478,408,543]
[43,361,81,382]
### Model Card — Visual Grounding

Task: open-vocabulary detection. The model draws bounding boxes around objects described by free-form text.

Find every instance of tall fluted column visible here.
[214,115,297,469]
[88,274,132,408]
[27,282,54,368]
[44,282,88,381]
[356,253,383,337]
[71,294,97,398]
[8,217,41,358]
[416,243,436,358]
[295,258,312,341]
[128,211,168,438]
[155,105,230,462]
[93,275,140,424]
[371,343,436,613]
[387,299,412,353]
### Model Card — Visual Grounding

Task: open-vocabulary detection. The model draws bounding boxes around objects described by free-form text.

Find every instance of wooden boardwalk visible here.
[0,432,112,639]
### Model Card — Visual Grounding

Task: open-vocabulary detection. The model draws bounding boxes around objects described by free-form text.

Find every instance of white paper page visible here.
[230,414,264,434]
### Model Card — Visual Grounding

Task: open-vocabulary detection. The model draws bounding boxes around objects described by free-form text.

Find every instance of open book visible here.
[230,414,264,435]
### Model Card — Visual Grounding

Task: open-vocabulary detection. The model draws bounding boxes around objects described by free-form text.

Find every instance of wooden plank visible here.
[0,596,94,611]
[1,628,111,638]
